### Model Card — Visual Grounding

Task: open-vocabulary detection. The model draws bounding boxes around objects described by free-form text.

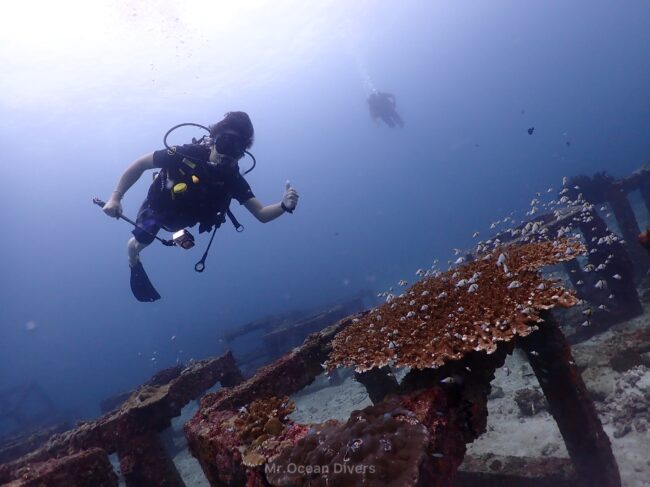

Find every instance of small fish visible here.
[455,256,466,265]
[440,376,457,384]
[594,280,607,289]
[456,279,468,288]
[468,283,479,293]
[528,127,535,135]
[582,309,593,316]
[529,350,539,356]
[612,274,622,280]
[472,231,480,238]
[398,280,408,286]
[508,281,522,289]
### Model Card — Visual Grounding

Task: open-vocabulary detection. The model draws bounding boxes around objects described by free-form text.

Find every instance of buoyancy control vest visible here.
[146,144,237,233]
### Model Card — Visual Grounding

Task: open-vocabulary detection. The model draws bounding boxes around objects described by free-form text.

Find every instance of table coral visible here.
[328,239,585,372]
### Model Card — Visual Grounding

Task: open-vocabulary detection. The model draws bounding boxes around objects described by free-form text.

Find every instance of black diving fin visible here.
[130,261,161,302]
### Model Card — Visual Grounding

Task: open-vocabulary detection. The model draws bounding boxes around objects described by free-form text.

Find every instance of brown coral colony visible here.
[329,239,585,372]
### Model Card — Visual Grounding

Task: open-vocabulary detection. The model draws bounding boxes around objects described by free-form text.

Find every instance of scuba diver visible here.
[101,111,299,302]
[367,91,404,128]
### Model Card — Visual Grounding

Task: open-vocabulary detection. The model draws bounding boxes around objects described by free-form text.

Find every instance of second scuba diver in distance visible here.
[367,91,404,128]
[102,111,299,302]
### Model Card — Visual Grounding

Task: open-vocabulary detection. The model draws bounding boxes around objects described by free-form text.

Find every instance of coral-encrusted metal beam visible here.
[268,389,469,487]
[605,183,650,277]
[1,448,117,487]
[191,316,360,414]
[186,324,513,486]
[0,352,243,487]
[117,431,187,487]
[184,316,361,484]
[518,311,621,487]
[570,208,642,342]
[456,454,576,487]
[354,366,400,403]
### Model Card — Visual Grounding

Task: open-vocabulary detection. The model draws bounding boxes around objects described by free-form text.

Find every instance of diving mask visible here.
[212,132,245,160]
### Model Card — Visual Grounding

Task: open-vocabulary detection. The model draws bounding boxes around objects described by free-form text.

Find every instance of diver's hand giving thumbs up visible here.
[281,180,299,213]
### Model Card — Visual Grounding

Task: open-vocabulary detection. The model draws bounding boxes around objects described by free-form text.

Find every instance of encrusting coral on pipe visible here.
[328,238,586,372]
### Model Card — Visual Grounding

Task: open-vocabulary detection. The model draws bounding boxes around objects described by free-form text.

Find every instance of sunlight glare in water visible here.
[0,0,368,106]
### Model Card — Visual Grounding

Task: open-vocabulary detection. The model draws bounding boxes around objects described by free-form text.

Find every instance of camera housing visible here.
[172,229,195,249]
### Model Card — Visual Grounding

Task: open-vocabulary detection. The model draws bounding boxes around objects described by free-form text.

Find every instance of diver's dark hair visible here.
[209,111,254,149]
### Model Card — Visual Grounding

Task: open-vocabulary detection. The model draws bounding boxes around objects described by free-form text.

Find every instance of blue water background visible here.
[1,1,650,427]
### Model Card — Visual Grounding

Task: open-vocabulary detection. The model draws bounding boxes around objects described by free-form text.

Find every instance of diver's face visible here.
[209,130,245,166]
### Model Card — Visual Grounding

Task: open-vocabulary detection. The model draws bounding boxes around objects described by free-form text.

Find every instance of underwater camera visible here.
[172,229,195,249]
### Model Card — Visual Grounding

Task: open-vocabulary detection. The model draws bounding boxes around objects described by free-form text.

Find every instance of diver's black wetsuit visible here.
[133,144,254,244]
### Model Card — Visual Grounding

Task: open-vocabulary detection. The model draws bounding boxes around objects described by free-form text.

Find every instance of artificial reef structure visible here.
[6,164,650,485]
[183,238,619,487]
